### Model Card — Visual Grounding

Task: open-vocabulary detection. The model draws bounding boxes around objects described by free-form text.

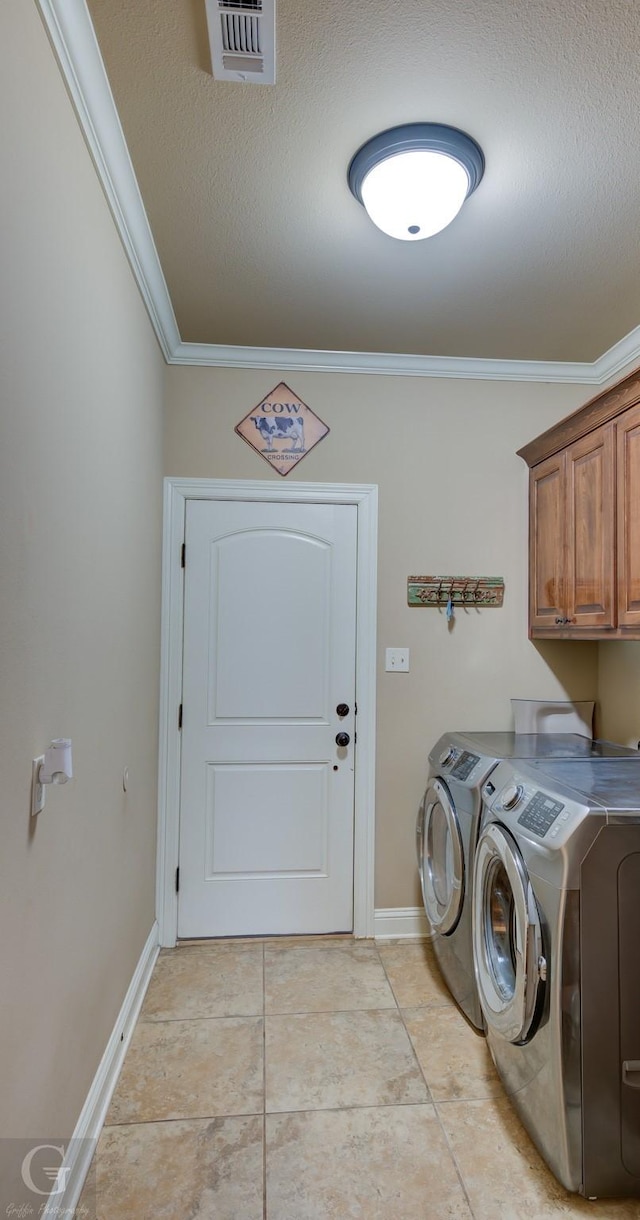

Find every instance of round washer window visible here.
[473,821,545,1044]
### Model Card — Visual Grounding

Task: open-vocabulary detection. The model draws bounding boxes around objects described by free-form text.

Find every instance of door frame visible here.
[156,477,378,947]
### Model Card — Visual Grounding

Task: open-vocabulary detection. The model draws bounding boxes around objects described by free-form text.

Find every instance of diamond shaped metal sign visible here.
[235,382,330,476]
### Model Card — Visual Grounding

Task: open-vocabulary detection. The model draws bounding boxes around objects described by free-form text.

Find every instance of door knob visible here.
[336,703,350,717]
[336,732,350,747]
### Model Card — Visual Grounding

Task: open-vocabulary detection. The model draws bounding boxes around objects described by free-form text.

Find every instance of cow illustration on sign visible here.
[235,381,330,476]
[251,413,305,452]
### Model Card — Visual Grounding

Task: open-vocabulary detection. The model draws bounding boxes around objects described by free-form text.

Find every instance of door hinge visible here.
[181,542,186,568]
[178,703,183,730]
[175,866,180,893]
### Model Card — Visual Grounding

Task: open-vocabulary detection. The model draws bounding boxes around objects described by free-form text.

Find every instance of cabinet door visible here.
[617,402,640,628]
[565,423,615,630]
[529,453,566,630]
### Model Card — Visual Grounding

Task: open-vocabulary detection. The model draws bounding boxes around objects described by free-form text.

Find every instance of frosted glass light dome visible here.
[348,123,485,242]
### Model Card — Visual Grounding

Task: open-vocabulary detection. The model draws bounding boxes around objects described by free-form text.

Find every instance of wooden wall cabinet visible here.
[519,367,640,640]
[616,401,640,630]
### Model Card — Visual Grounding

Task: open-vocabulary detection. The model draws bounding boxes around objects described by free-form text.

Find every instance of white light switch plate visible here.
[385,648,410,672]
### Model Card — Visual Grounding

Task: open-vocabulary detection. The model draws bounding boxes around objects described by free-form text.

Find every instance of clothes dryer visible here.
[417,733,638,1030]
[417,733,499,1028]
[473,756,640,1198]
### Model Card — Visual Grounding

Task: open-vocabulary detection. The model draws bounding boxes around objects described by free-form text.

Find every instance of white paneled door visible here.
[178,498,358,937]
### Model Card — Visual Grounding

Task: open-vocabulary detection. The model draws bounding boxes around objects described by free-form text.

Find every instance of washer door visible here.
[473,822,544,1044]
[417,778,464,935]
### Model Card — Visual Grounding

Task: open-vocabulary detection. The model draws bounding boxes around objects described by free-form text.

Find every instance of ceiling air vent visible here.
[205,0,276,85]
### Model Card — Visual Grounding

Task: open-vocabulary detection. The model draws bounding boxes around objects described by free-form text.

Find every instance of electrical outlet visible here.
[31,756,45,816]
[385,648,410,672]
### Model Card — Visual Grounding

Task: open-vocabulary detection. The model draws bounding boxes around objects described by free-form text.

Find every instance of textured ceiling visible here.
[85,0,640,362]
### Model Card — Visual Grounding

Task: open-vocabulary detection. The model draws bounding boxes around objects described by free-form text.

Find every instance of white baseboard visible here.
[44,921,159,1218]
[373,906,430,939]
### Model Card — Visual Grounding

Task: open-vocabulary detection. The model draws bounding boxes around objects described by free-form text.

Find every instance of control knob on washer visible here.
[439,747,456,767]
[501,783,524,811]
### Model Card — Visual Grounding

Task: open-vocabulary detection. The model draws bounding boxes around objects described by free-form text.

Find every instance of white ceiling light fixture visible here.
[348,123,485,241]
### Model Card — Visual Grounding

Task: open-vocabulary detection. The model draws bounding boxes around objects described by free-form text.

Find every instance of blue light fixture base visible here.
[348,122,485,208]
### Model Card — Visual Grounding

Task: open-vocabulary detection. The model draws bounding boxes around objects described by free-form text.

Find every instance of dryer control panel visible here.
[438,746,484,784]
[451,750,481,781]
[429,735,500,792]
[517,791,565,838]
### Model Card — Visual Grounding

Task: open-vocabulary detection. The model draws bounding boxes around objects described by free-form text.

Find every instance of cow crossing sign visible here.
[235,382,330,476]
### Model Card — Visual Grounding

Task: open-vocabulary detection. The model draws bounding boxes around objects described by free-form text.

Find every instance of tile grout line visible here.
[375,943,402,1016]
[262,1100,448,1119]
[265,1002,398,1017]
[138,1010,264,1024]
[385,977,436,1109]
[140,1001,413,1023]
[266,1096,454,1116]
[378,945,478,1218]
[376,943,439,1097]
[104,1095,465,1131]
[401,1004,480,1220]
[394,1010,477,1210]
[102,1109,265,1130]
[431,1097,479,1219]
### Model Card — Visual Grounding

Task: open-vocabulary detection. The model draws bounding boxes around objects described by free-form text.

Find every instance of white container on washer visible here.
[511,699,594,739]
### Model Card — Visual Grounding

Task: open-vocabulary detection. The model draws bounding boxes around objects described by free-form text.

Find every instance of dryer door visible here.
[417,778,464,935]
[473,822,544,1043]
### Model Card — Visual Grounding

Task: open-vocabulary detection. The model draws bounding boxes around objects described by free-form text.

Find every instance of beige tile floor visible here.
[79,937,640,1219]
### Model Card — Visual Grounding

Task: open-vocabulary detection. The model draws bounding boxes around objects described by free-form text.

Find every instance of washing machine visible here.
[473,756,640,1198]
[417,733,639,1031]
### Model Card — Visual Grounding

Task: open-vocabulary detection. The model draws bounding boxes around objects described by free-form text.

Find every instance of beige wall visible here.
[598,645,640,747]
[165,366,598,908]
[0,0,164,1138]
[3,0,635,1166]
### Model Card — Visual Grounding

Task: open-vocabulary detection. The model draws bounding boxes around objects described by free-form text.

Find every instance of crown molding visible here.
[589,323,640,388]
[37,0,640,386]
[170,340,598,382]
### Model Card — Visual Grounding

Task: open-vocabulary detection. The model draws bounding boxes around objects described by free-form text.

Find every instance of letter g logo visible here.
[21,1144,69,1196]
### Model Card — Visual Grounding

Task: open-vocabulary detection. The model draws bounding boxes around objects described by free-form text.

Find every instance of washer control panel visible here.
[484,761,594,846]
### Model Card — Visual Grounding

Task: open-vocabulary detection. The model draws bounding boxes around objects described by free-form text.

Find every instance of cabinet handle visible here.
[554,616,575,626]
